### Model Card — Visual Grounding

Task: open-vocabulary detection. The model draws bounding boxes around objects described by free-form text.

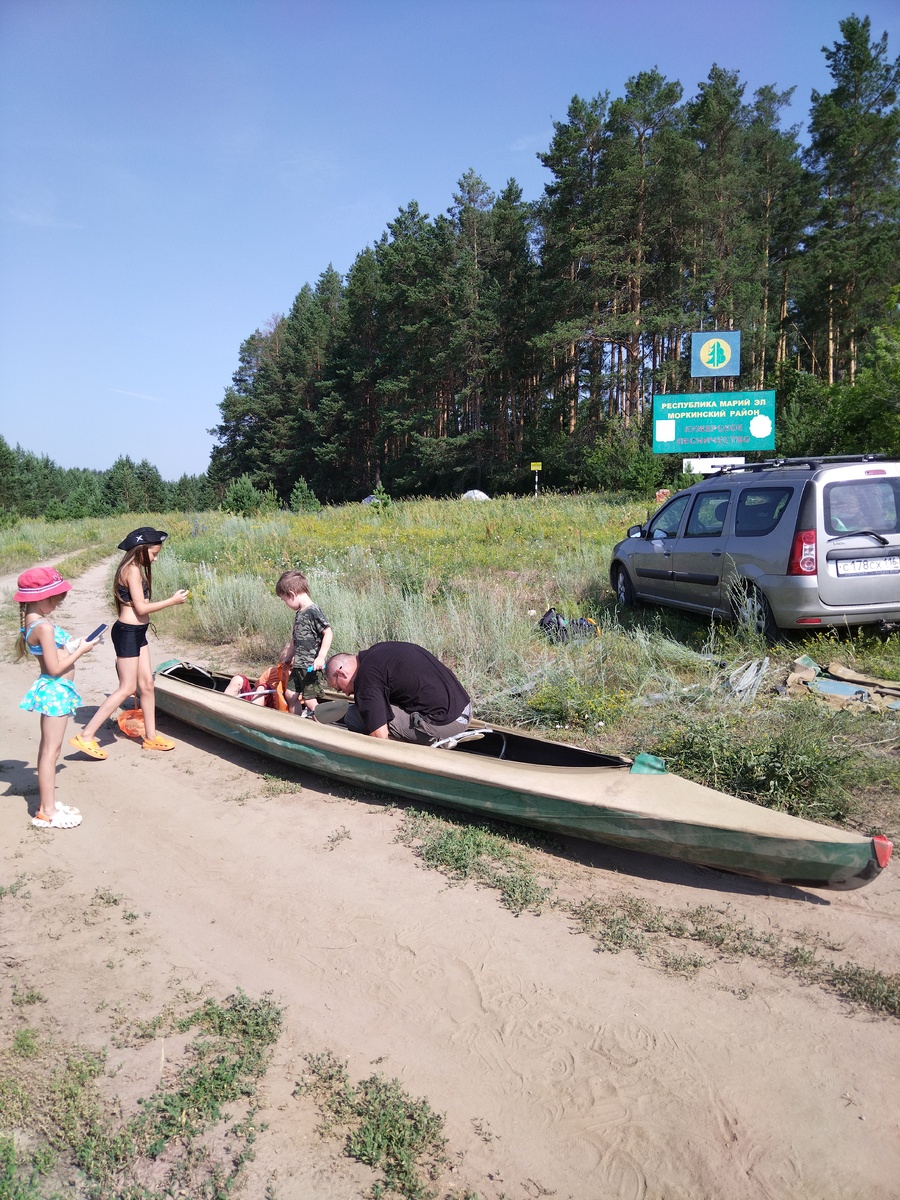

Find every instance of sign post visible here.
[530,462,542,497]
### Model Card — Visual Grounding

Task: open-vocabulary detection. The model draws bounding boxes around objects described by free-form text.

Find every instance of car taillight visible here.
[788,529,817,575]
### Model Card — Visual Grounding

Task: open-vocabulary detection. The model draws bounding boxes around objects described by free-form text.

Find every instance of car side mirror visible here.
[627,524,643,538]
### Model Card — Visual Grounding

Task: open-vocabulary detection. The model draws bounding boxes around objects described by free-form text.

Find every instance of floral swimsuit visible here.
[19,619,83,717]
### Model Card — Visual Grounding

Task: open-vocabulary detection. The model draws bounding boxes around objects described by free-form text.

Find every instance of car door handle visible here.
[711,550,722,557]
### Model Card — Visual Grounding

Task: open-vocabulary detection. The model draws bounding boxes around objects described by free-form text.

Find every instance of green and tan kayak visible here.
[154,660,892,891]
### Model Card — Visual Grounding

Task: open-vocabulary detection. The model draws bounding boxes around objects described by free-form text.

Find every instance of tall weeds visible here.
[6,500,898,835]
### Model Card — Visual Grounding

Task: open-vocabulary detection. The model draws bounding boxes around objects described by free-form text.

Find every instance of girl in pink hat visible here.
[14,567,101,828]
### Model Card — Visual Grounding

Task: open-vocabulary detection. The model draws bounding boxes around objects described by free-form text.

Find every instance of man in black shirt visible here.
[324,641,471,743]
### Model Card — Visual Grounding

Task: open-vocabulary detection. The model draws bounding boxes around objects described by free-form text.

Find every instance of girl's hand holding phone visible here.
[171,589,190,606]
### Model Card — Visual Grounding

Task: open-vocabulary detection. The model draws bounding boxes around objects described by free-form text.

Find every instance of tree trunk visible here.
[776,268,788,366]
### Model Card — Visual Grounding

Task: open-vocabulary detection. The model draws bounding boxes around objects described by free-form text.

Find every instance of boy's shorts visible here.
[290,667,326,701]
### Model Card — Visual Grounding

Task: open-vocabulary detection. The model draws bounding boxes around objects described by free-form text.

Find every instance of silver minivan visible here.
[609,457,900,637]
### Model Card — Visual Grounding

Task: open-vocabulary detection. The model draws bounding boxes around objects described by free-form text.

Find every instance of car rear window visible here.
[734,487,793,537]
[825,479,900,535]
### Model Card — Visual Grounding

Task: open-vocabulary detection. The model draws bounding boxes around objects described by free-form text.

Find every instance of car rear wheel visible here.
[613,564,636,609]
[736,584,780,642]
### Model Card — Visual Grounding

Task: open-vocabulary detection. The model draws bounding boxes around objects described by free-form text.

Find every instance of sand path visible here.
[1,556,899,1198]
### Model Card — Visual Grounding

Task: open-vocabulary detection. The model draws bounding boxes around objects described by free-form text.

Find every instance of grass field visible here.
[3,497,899,837]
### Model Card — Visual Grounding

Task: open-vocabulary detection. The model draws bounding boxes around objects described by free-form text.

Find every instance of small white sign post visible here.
[531,462,542,497]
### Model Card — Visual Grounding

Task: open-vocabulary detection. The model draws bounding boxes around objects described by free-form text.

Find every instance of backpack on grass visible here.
[537,607,569,642]
[537,609,598,643]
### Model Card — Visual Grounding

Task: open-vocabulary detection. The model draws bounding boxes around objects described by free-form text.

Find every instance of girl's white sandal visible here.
[32,809,82,829]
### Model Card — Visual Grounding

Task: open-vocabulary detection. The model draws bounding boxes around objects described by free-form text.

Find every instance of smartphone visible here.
[86,624,108,642]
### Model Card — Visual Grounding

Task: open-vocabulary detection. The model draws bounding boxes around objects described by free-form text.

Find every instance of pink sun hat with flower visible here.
[13,567,72,603]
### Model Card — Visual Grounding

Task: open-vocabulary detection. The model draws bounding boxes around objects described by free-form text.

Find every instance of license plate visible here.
[836,556,900,576]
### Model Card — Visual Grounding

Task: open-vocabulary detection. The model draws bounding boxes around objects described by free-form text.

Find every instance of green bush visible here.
[653,711,854,820]
[258,485,281,514]
[366,481,393,512]
[527,676,631,731]
[290,476,322,513]
[221,474,263,517]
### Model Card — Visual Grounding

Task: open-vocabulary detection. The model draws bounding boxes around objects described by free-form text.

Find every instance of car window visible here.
[734,487,793,537]
[649,494,690,538]
[685,491,730,538]
[825,479,900,535]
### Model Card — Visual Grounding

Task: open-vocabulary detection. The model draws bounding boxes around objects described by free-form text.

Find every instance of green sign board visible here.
[653,390,775,454]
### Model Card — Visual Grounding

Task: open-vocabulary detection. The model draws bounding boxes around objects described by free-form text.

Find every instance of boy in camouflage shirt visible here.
[276,570,333,716]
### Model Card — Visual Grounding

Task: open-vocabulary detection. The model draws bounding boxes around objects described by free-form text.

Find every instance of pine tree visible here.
[745,86,809,382]
[316,247,384,500]
[537,92,611,432]
[801,14,900,382]
[208,327,276,487]
[604,70,687,418]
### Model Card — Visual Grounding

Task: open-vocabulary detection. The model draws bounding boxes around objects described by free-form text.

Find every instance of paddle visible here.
[312,699,351,724]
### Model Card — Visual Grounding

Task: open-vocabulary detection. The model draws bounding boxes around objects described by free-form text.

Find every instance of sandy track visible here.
[1,556,899,1198]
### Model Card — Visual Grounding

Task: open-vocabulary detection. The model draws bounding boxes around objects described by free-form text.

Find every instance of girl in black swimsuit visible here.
[69,527,189,758]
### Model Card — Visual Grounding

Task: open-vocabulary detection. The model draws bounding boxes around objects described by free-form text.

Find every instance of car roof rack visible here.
[711,454,887,476]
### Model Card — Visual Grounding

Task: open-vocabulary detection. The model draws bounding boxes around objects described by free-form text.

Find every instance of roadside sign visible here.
[531,462,542,497]
[653,391,775,454]
[691,331,741,377]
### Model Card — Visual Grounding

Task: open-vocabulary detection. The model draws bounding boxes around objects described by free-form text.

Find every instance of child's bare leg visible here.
[37,715,68,820]
[81,655,140,740]
[136,646,175,750]
[135,646,157,739]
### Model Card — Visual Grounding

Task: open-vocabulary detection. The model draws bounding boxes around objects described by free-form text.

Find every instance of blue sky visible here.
[1,0,898,481]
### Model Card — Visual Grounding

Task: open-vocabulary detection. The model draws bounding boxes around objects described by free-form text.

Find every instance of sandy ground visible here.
[2,555,899,1200]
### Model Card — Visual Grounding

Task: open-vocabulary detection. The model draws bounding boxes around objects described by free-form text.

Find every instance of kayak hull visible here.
[154,660,891,890]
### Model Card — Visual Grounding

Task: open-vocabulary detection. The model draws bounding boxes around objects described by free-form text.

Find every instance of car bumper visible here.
[758,575,900,628]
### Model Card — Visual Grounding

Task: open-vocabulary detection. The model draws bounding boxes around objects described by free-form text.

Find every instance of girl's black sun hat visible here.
[117,527,168,552]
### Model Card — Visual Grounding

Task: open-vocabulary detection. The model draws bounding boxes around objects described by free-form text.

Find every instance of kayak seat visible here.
[432,729,509,759]
[431,729,491,751]
[159,661,217,689]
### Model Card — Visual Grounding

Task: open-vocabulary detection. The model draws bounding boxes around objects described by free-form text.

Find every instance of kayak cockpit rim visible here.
[155,659,633,770]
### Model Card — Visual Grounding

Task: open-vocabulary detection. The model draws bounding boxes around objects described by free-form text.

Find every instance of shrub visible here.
[221,474,262,517]
[290,476,322,513]
[527,677,631,731]
[258,485,281,515]
[366,481,393,512]
[652,711,854,821]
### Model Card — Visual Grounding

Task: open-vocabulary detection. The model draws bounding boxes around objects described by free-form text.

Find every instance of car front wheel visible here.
[613,564,636,609]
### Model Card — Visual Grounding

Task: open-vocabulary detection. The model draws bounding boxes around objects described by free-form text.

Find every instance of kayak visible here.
[153,660,892,890]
